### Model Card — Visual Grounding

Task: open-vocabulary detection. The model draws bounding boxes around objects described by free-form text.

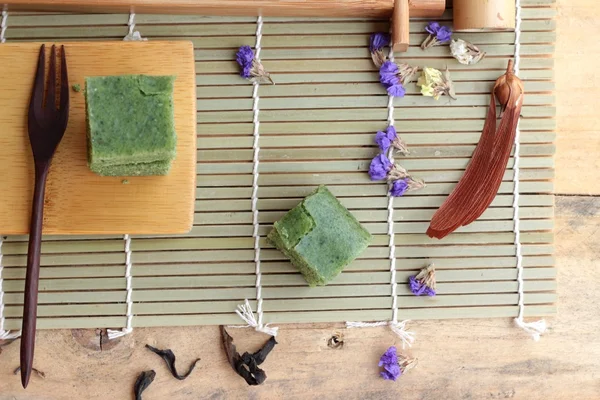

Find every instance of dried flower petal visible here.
[145,345,201,381]
[386,83,406,97]
[390,179,409,197]
[450,39,486,65]
[134,370,156,400]
[369,154,393,181]
[425,21,441,35]
[417,67,456,100]
[370,32,390,53]
[409,264,437,296]
[379,346,401,381]
[436,26,452,42]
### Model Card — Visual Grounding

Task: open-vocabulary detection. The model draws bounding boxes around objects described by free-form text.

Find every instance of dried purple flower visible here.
[379,62,404,97]
[369,154,392,181]
[235,45,273,84]
[436,26,452,42]
[390,178,409,197]
[370,32,390,53]
[386,83,406,98]
[236,45,254,66]
[408,264,437,296]
[378,346,418,381]
[369,32,390,68]
[421,21,452,50]
[379,346,401,381]
[375,130,394,152]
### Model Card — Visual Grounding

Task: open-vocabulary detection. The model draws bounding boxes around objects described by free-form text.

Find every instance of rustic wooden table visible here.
[0,1,597,398]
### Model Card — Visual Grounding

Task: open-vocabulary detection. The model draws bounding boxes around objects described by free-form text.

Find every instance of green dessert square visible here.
[85,75,177,172]
[267,185,372,286]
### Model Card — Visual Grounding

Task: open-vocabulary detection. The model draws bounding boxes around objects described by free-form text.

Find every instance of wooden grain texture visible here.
[0,197,594,399]
[0,42,197,234]
[4,0,446,18]
[555,0,600,195]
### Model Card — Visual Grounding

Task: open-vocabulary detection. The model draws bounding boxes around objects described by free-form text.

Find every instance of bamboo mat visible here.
[0,0,556,331]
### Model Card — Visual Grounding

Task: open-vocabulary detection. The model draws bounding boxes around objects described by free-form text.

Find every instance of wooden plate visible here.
[0,41,196,234]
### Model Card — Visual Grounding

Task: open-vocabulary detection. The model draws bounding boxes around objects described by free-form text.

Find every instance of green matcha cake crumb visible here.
[267,185,372,286]
[72,83,81,92]
[85,74,177,176]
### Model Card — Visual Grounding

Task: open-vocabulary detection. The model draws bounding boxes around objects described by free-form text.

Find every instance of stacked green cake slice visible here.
[267,186,372,286]
[85,75,177,176]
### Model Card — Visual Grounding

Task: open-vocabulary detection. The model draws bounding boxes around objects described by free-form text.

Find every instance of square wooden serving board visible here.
[0,41,196,234]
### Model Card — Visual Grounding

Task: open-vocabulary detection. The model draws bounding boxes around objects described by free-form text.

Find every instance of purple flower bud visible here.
[379,346,401,381]
[387,83,406,97]
[236,45,255,67]
[375,130,392,152]
[370,32,390,53]
[436,26,452,43]
[409,276,436,296]
[390,178,409,197]
[425,21,441,35]
[369,154,392,181]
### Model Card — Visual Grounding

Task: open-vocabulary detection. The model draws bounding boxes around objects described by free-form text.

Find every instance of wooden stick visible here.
[4,0,445,18]
[392,0,409,52]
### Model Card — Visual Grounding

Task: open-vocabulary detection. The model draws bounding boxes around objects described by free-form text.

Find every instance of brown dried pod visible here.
[427,60,524,239]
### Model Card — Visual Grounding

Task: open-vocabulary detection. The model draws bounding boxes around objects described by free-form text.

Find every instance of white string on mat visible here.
[1,8,8,44]
[512,0,547,341]
[107,234,134,339]
[0,237,20,340]
[345,42,414,348]
[230,16,277,337]
[123,13,147,41]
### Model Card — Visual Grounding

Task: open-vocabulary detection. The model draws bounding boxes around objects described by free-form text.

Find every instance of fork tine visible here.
[45,45,56,111]
[29,44,45,114]
[59,45,69,112]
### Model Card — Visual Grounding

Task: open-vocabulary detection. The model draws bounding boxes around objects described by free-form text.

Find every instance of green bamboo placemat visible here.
[0,1,556,331]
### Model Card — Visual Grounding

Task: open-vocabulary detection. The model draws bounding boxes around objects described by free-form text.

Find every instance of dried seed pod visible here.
[427,60,524,239]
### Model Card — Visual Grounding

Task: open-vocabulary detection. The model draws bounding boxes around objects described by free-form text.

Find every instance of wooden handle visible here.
[392,0,409,52]
[4,0,445,18]
[20,162,49,389]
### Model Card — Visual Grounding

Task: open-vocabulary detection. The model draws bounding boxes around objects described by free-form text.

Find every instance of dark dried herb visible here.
[220,326,277,386]
[145,344,200,381]
[134,370,156,400]
[13,366,45,379]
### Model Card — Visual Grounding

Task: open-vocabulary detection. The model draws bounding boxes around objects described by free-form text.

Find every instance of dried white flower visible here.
[450,39,486,65]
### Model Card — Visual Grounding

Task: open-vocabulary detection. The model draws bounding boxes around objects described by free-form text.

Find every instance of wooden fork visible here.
[20,44,69,389]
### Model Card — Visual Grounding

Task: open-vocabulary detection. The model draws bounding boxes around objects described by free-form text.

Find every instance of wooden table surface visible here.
[1,1,598,398]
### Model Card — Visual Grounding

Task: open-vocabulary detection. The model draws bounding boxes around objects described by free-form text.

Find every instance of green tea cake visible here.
[267,186,372,286]
[85,75,177,176]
